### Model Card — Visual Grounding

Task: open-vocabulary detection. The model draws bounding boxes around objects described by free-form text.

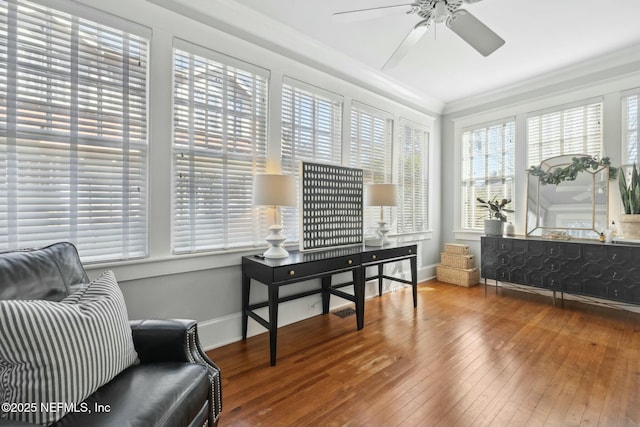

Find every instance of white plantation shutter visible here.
[622,91,639,165]
[172,43,268,253]
[349,102,393,232]
[527,100,602,167]
[398,119,429,233]
[461,120,515,230]
[281,77,342,243]
[0,0,149,262]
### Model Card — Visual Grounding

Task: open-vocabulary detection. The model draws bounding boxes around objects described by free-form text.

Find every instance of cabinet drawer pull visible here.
[408,249,413,254]
[289,270,295,276]
[347,259,353,265]
[372,255,377,260]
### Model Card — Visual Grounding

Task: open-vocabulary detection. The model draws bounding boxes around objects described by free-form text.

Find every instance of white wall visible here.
[58,0,443,350]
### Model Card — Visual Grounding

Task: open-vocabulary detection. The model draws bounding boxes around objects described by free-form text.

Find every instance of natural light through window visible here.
[461,120,515,230]
[0,0,149,262]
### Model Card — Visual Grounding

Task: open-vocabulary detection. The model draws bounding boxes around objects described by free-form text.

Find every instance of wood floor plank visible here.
[206,280,640,427]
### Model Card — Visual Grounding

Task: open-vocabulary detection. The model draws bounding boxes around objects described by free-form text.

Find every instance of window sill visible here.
[86,232,435,282]
[85,246,268,282]
[453,230,483,241]
[388,230,433,241]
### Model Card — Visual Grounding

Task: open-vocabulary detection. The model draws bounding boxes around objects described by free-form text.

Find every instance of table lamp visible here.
[366,183,397,245]
[253,174,297,258]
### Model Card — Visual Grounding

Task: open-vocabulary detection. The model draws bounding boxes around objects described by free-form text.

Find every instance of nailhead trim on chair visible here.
[186,325,222,426]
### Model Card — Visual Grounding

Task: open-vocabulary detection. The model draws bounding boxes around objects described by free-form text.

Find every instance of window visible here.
[461,120,515,230]
[622,91,639,165]
[349,102,393,231]
[172,42,268,253]
[281,77,342,243]
[0,0,149,262]
[527,100,602,167]
[397,119,429,233]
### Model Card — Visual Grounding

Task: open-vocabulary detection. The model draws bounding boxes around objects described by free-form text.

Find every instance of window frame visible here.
[526,97,603,168]
[460,118,516,231]
[622,89,640,165]
[171,39,270,254]
[0,0,150,263]
[280,76,343,244]
[397,118,430,234]
[349,102,394,233]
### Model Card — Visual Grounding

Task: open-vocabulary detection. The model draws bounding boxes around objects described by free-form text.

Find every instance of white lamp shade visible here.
[253,174,297,207]
[366,183,397,206]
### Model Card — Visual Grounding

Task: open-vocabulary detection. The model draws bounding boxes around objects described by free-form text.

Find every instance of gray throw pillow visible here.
[0,270,138,425]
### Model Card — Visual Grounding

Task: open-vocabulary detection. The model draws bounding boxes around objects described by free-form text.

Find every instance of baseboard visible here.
[199,264,436,351]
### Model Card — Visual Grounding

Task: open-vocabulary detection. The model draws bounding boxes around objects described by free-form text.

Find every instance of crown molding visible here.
[442,43,640,117]
[145,0,444,116]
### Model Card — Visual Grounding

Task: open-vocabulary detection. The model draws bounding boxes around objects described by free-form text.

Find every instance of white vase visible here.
[504,222,515,236]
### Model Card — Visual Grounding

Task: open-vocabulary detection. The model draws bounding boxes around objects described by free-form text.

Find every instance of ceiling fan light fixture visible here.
[433,1,449,23]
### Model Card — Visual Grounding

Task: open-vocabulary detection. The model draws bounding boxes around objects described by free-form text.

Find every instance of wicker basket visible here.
[436,265,479,287]
[444,243,469,255]
[441,253,475,269]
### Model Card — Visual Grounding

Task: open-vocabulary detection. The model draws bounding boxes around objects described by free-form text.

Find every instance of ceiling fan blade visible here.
[462,0,484,4]
[382,22,430,70]
[332,4,413,24]
[446,9,505,56]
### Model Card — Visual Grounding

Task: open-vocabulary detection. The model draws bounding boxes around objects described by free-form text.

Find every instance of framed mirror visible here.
[526,155,609,239]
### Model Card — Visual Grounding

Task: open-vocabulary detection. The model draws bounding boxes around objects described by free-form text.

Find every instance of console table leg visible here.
[484,278,487,296]
[354,267,365,330]
[242,272,250,340]
[321,275,331,314]
[378,264,384,296]
[268,284,279,366]
[410,256,417,308]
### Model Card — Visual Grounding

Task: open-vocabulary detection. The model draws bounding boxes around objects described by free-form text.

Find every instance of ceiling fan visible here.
[332,0,505,69]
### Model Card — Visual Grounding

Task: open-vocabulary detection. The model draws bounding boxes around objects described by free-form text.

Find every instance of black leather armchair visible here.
[0,243,222,427]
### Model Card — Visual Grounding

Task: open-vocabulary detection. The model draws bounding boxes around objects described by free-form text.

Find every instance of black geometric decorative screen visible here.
[300,161,364,251]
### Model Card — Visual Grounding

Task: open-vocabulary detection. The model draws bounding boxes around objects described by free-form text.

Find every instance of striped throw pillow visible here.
[0,270,138,425]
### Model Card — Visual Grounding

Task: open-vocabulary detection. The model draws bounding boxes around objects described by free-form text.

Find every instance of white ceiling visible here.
[230,0,640,106]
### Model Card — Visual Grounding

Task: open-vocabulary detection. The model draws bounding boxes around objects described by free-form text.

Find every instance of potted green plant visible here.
[476,196,514,236]
[618,163,640,239]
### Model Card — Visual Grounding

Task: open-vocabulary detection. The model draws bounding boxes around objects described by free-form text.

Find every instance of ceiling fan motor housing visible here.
[411,0,464,20]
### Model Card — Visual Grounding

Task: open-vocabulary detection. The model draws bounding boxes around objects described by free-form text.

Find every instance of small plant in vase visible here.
[476,196,514,236]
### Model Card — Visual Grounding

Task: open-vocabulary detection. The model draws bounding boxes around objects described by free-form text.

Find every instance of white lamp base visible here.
[377,220,391,245]
[263,224,289,259]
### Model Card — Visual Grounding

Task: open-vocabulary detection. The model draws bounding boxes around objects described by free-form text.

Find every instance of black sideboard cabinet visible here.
[481,236,640,305]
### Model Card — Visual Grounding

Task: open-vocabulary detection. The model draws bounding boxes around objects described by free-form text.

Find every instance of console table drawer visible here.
[273,256,358,282]
[363,245,416,263]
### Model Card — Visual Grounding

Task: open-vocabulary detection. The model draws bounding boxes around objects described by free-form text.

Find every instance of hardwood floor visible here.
[206,280,640,427]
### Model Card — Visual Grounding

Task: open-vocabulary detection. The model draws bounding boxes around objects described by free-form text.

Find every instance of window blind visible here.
[622,92,639,165]
[281,77,343,243]
[0,0,149,262]
[461,120,515,230]
[527,100,602,167]
[349,102,393,232]
[172,44,268,253]
[398,119,429,233]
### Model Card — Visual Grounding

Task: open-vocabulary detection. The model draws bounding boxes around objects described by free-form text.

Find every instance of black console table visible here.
[241,243,417,365]
[481,236,640,305]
